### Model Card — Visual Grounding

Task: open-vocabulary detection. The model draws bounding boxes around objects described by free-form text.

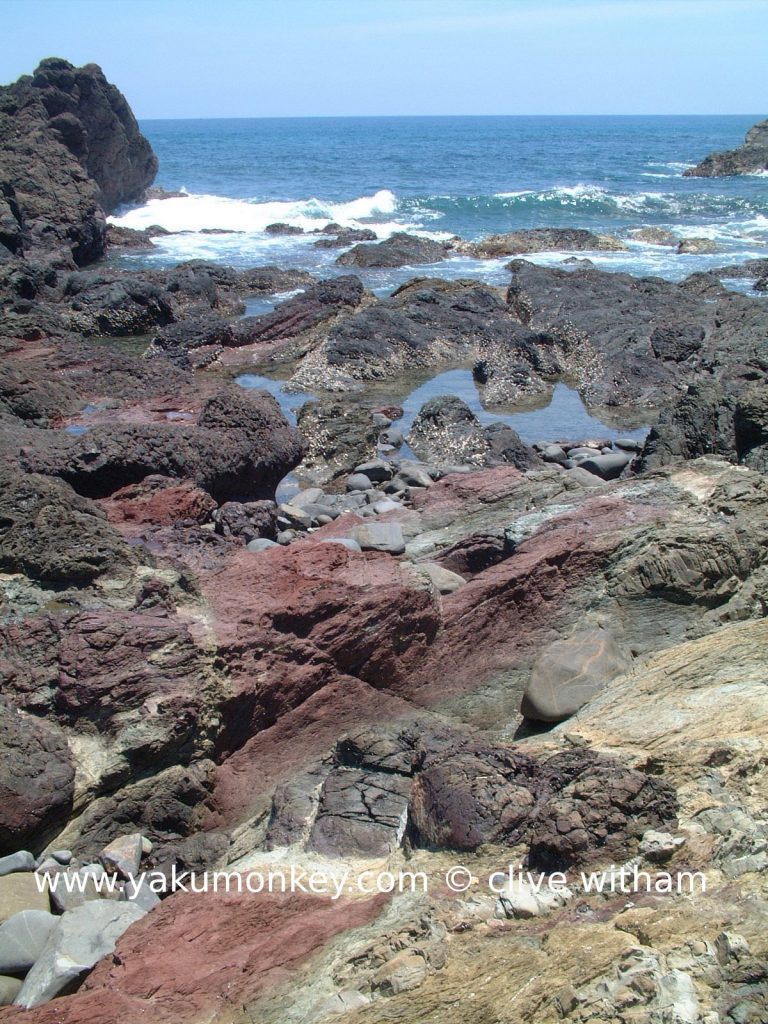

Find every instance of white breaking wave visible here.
[110,188,400,235]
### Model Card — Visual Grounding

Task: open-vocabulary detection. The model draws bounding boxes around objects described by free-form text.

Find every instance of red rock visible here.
[0,891,386,1024]
[100,476,216,529]
[203,541,441,759]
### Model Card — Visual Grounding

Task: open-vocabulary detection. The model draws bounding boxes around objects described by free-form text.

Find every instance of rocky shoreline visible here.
[0,62,766,1024]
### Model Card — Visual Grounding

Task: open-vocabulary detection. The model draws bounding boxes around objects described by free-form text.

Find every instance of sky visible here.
[1,0,766,118]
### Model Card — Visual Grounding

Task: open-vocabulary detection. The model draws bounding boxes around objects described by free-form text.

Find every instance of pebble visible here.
[246,537,279,552]
[380,427,404,447]
[346,472,374,491]
[0,853,35,877]
[277,503,313,530]
[99,834,144,880]
[579,452,632,479]
[372,499,401,515]
[276,530,296,545]
[540,444,568,464]
[0,976,22,1007]
[615,437,643,452]
[395,465,433,488]
[354,459,393,483]
[49,850,73,866]
[372,412,392,429]
[291,486,325,508]
[320,537,362,553]
[419,563,467,594]
[351,522,406,555]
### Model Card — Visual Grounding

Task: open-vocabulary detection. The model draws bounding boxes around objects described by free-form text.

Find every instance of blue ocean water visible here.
[111,115,767,287]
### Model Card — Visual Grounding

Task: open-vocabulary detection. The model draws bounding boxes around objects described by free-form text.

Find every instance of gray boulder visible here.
[15,900,146,1008]
[352,522,406,555]
[0,909,58,973]
[0,853,35,877]
[579,452,632,479]
[0,976,22,1006]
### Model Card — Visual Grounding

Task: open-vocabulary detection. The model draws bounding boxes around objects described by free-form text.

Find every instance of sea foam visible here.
[110,188,400,234]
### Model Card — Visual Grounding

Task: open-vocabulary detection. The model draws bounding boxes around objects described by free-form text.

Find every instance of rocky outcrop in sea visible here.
[0,59,766,1024]
[685,117,768,176]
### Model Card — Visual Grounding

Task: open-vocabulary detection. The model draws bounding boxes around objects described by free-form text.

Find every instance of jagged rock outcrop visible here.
[0,58,157,264]
[684,117,768,177]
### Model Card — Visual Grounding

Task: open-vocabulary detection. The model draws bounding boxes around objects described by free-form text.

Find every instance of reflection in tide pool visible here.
[398,370,650,443]
[238,368,650,444]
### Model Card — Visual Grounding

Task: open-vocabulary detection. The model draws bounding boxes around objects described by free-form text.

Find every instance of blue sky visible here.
[2,0,766,117]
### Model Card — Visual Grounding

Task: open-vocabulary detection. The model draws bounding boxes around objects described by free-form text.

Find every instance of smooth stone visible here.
[354,459,393,483]
[564,467,604,487]
[320,537,362,553]
[351,522,406,555]
[276,530,296,545]
[277,503,313,530]
[380,427,404,447]
[15,901,147,1008]
[640,830,686,863]
[540,444,568,464]
[122,877,161,913]
[0,910,58,973]
[0,875,49,924]
[579,452,632,479]
[566,446,601,459]
[419,563,467,594]
[372,499,401,515]
[34,858,63,876]
[246,537,279,552]
[99,834,144,880]
[495,879,574,920]
[600,446,613,454]
[521,627,631,722]
[372,413,392,429]
[49,864,116,913]
[301,502,340,522]
[342,492,368,509]
[0,976,22,1006]
[614,437,643,452]
[0,853,35,877]
[50,851,73,866]
[346,473,374,492]
[396,465,434,487]
[291,487,325,508]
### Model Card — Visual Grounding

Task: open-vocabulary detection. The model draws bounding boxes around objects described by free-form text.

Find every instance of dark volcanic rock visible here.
[295,398,379,483]
[502,260,768,407]
[0,466,135,586]
[313,227,377,249]
[463,228,627,258]
[685,118,768,177]
[62,270,174,335]
[309,768,412,857]
[641,381,768,472]
[409,743,676,868]
[0,698,75,855]
[264,222,304,235]
[235,275,365,346]
[21,386,306,502]
[0,58,157,264]
[336,232,451,268]
[483,422,542,470]
[408,396,489,466]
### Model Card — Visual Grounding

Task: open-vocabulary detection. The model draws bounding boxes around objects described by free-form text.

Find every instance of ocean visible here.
[111,115,767,291]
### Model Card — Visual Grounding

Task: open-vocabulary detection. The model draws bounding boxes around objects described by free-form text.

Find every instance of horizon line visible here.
[136,112,763,122]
